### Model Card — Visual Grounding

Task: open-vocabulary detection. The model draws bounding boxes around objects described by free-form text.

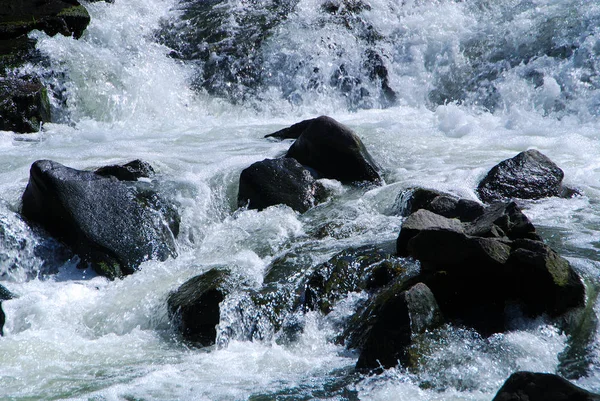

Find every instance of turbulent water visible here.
[2,0,600,399]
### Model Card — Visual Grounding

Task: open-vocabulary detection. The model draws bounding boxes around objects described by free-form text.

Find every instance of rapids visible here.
[1,0,600,399]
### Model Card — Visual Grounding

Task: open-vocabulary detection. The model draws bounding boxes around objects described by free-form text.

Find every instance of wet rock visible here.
[345,281,443,372]
[0,0,90,40]
[303,245,404,314]
[396,187,484,222]
[492,371,600,401]
[238,157,326,213]
[168,269,231,345]
[0,35,40,73]
[477,150,572,203]
[396,202,585,334]
[0,284,14,336]
[94,160,155,181]
[21,160,178,279]
[285,116,382,184]
[264,119,313,140]
[0,78,51,133]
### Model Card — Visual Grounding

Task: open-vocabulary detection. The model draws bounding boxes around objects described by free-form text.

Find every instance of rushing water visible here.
[2,0,600,399]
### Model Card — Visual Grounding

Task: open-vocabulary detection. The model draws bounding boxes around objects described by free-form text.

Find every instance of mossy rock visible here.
[0,78,51,133]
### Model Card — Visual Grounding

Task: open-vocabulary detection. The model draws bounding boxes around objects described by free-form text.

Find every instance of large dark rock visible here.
[477,150,572,203]
[0,284,14,336]
[21,160,179,279]
[302,245,404,314]
[168,269,230,345]
[285,116,382,184]
[396,201,585,334]
[345,281,443,372]
[238,157,325,213]
[0,78,51,133]
[492,371,600,401]
[0,0,90,40]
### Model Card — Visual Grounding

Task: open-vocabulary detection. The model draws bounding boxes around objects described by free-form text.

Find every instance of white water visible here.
[1,0,600,399]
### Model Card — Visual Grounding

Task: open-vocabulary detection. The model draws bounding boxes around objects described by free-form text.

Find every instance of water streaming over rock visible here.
[1,0,600,399]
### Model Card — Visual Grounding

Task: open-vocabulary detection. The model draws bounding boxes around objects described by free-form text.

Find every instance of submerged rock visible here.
[94,160,155,181]
[477,150,575,203]
[21,160,178,279]
[0,78,51,133]
[285,116,382,184]
[238,158,325,213]
[0,284,14,336]
[0,0,90,40]
[303,245,404,314]
[345,281,443,372]
[168,269,231,346]
[397,200,585,334]
[492,371,600,401]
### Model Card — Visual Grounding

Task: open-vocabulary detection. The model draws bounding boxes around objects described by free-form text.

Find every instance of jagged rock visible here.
[168,269,231,345]
[396,187,484,222]
[285,116,382,183]
[0,78,51,133]
[345,281,443,372]
[477,150,574,203]
[0,0,90,40]
[492,371,600,401]
[94,160,155,181]
[21,160,178,279]
[303,245,404,314]
[238,158,325,213]
[396,202,585,334]
[0,284,14,336]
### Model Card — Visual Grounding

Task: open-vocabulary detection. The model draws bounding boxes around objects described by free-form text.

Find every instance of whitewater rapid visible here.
[2,0,600,400]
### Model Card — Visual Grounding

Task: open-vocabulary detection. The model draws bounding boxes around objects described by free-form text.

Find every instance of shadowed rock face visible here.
[168,269,230,346]
[21,160,178,278]
[285,116,382,184]
[492,371,600,401]
[477,149,570,203]
[0,0,90,40]
[0,284,14,336]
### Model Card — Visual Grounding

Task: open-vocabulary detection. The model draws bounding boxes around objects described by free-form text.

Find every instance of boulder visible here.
[168,269,231,345]
[94,159,155,181]
[396,201,585,334]
[0,284,14,336]
[396,187,484,222]
[492,371,600,401]
[238,157,326,213]
[477,150,573,203]
[0,78,51,133]
[0,0,90,40]
[345,281,443,372]
[302,245,404,314]
[285,116,382,184]
[21,160,178,279]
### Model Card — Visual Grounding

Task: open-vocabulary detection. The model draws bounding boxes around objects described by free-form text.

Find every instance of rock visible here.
[345,281,443,372]
[492,371,600,401]
[396,202,585,334]
[396,187,484,222]
[168,269,231,345]
[0,284,14,336]
[285,116,382,183]
[477,150,571,203]
[0,78,51,133]
[303,245,404,314]
[265,119,314,140]
[0,35,40,73]
[95,160,155,181]
[21,160,178,279]
[238,157,326,213]
[0,0,90,40]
